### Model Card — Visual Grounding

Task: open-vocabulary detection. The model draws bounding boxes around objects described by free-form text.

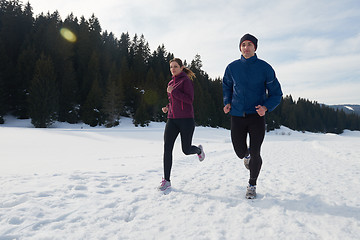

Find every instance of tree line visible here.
[1,0,359,133]
[267,96,360,133]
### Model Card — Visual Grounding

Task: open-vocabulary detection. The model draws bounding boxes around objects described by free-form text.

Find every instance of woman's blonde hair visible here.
[170,58,196,80]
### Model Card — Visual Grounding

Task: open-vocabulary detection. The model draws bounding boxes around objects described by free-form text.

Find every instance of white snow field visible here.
[1,115,360,240]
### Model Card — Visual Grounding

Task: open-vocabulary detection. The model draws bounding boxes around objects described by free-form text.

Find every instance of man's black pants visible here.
[231,114,265,186]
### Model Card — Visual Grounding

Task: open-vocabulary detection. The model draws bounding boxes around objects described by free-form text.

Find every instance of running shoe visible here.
[198,145,205,162]
[246,184,256,199]
[158,178,171,191]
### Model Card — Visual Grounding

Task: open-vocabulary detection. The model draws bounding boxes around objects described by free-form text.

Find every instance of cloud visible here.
[276,54,360,104]
[287,81,360,105]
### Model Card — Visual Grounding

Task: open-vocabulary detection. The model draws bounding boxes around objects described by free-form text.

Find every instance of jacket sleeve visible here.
[263,67,283,112]
[171,78,194,104]
[222,65,233,106]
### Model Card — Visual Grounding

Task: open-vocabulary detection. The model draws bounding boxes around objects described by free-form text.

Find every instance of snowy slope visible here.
[1,116,360,240]
[330,104,360,115]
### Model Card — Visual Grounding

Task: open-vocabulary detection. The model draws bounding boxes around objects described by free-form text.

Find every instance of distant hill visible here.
[329,104,360,115]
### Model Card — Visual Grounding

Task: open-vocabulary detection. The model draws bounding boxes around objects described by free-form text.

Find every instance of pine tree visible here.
[28,54,59,128]
[15,45,37,118]
[142,68,160,121]
[81,51,103,127]
[102,63,124,127]
[82,78,103,127]
[76,16,92,103]
[56,14,78,123]
[59,59,79,123]
[133,98,150,127]
[190,54,213,126]
[119,56,138,116]
[81,51,102,106]
[0,38,9,121]
[0,73,5,123]
[101,31,117,81]
[0,0,28,112]
[118,32,130,59]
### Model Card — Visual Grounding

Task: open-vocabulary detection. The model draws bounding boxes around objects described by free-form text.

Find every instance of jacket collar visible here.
[240,53,258,63]
[173,71,187,79]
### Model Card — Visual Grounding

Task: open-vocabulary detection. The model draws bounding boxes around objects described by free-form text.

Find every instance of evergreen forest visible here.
[1,0,359,133]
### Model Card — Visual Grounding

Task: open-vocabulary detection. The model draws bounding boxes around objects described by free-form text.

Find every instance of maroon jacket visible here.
[167,71,194,119]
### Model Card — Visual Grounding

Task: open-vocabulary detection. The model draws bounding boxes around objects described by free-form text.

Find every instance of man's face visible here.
[240,40,256,59]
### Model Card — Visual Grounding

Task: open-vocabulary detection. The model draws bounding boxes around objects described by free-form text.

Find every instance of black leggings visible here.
[231,114,265,186]
[163,118,201,181]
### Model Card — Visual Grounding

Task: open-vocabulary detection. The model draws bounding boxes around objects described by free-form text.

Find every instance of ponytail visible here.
[182,67,196,80]
[170,58,196,81]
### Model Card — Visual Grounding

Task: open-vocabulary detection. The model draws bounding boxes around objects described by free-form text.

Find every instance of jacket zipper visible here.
[169,75,185,118]
[170,76,175,118]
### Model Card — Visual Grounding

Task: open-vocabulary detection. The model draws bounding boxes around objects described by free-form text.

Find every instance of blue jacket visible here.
[222,54,283,116]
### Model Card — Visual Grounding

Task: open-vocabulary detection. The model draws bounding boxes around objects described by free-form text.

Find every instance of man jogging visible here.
[222,33,283,199]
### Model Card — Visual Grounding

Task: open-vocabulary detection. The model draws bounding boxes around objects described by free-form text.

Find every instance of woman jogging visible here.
[158,58,205,192]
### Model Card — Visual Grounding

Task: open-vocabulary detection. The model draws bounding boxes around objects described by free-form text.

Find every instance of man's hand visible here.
[255,105,267,116]
[162,106,168,113]
[223,104,231,114]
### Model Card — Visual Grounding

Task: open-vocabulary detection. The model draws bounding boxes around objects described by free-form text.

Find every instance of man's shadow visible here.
[172,188,360,221]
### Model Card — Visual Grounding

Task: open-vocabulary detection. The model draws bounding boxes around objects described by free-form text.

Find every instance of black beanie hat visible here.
[240,33,258,50]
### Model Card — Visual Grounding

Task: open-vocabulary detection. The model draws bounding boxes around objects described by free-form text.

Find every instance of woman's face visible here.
[170,61,184,76]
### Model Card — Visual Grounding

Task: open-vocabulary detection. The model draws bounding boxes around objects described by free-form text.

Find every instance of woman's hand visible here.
[167,85,174,93]
[162,106,168,113]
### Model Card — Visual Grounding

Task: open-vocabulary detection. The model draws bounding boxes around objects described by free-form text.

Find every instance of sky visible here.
[27,0,360,105]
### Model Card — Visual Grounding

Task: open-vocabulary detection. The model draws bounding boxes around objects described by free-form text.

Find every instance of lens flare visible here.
[60,28,77,43]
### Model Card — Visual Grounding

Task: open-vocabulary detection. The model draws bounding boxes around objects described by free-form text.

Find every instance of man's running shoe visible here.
[246,184,256,199]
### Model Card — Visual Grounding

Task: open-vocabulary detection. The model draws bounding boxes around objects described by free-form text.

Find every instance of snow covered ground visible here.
[1,115,360,240]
